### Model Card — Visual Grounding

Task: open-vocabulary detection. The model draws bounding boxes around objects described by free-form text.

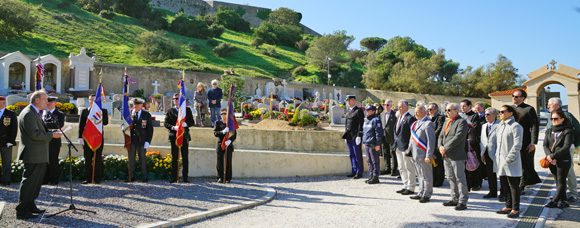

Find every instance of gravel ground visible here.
[0,178,267,227]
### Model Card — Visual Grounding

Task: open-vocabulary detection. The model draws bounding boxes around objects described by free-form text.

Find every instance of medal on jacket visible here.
[3,117,10,126]
[142,119,147,128]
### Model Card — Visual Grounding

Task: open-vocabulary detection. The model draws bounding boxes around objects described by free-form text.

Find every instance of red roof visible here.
[488,87,526,97]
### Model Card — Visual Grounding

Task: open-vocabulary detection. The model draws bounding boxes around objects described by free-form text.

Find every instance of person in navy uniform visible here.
[78,95,109,184]
[0,96,18,186]
[164,93,195,183]
[214,109,236,183]
[43,96,65,185]
[342,95,365,179]
[362,105,383,184]
[127,98,154,183]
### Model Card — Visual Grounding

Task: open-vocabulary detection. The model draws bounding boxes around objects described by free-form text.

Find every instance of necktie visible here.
[445,119,452,135]
[396,116,403,132]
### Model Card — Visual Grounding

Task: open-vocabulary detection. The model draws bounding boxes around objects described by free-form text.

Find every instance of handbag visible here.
[540,133,559,168]
[466,139,480,171]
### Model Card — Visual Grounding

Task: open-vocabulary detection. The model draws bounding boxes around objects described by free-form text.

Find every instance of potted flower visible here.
[10,83,22,90]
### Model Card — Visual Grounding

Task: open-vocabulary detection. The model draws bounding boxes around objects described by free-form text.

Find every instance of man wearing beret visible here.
[127,98,153,183]
[342,95,365,179]
[0,96,18,186]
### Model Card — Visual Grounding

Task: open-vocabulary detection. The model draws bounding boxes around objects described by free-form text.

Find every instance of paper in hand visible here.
[60,126,72,134]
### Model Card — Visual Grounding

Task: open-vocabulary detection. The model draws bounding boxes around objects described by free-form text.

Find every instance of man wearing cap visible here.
[0,96,18,186]
[127,98,153,182]
[43,96,65,185]
[164,93,195,183]
[362,105,383,184]
[78,95,109,184]
[342,95,365,179]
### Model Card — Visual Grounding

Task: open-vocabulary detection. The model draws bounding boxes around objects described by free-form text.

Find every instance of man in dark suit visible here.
[207,79,223,127]
[164,93,195,183]
[127,98,154,182]
[428,102,446,187]
[512,89,541,194]
[43,96,65,185]
[342,95,365,179]
[439,103,469,211]
[380,99,398,176]
[394,100,417,195]
[461,99,483,191]
[15,91,62,219]
[78,95,109,184]
[214,109,237,183]
[0,96,18,186]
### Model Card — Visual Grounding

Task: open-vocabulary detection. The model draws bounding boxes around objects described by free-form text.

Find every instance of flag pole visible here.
[124,67,132,182]
[177,70,185,183]
[223,84,233,184]
[92,69,104,183]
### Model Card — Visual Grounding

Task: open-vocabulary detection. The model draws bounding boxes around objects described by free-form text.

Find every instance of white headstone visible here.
[152,80,160,95]
[322,88,327,100]
[76,98,86,108]
[264,82,276,97]
[285,87,295,99]
[334,89,342,102]
[255,83,261,97]
[257,103,269,110]
[68,48,95,91]
[330,106,346,124]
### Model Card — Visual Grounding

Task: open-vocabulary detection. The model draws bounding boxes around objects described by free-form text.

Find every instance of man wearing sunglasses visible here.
[380,99,398,176]
[512,89,541,194]
[164,93,195,183]
[428,102,446,187]
[394,100,417,195]
[546,97,580,202]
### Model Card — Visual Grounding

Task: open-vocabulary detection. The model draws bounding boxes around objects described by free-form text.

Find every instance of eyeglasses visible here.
[220,113,227,115]
[551,117,561,121]
[512,95,521,98]
[499,110,509,114]
[485,113,493,116]
[446,109,453,112]
[173,98,179,100]
[384,104,391,106]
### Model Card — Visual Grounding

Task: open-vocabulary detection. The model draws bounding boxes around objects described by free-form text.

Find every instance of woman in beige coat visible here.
[495,105,523,218]
[194,82,208,126]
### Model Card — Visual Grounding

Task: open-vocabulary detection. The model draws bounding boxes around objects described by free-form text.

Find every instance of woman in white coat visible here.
[495,105,524,218]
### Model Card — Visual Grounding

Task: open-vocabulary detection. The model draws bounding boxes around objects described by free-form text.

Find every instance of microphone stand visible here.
[45,111,96,217]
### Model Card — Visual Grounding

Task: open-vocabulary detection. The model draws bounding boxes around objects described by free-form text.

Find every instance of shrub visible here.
[209,24,225,38]
[207,39,219,47]
[0,0,38,39]
[199,14,216,26]
[251,38,264,48]
[292,66,308,76]
[256,9,271,20]
[140,9,168,30]
[213,43,238,57]
[169,13,213,39]
[134,31,181,62]
[261,47,279,58]
[186,43,201,51]
[295,39,310,52]
[253,22,302,47]
[215,9,251,33]
[57,1,71,10]
[99,10,116,19]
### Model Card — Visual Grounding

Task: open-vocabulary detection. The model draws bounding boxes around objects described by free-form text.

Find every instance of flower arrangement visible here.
[56,102,75,112]
[242,104,255,114]
[6,101,30,115]
[339,104,346,109]
[243,114,253,120]
[10,83,22,89]
[250,109,263,119]
[289,109,317,126]
[152,93,163,99]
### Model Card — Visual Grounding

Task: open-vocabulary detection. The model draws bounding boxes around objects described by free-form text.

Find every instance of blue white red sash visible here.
[411,121,427,152]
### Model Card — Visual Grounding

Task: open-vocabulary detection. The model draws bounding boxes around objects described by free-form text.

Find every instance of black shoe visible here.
[455,203,467,210]
[81,180,90,184]
[396,188,406,194]
[124,178,135,183]
[410,195,422,200]
[48,182,58,186]
[419,197,430,203]
[365,176,373,183]
[141,178,148,183]
[367,177,379,184]
[352,174,362,179]
[483,193,497,198]
[383,169,392,175]
[568,196,578,202]
[544,201,557,208]
[169,179,177,183]
[496,209,511,214]
[472,186,481,191]
[391,170,400,177]
[183,178,190,183]
[520,189,526,195]
[401,190,415,195]
[443,200,458,206]
[217,178,224,183]
[433,182,443,187]
[346,173,356,178]
[558,201,570,209]
[29,207,45,214]
[94,180,101,184]
[226,180,231,184]
[16,211,38,220]
[507,211,519,218]
[498,195,506,202]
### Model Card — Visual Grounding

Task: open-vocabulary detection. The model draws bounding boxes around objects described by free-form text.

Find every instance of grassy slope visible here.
[0,0,321,81]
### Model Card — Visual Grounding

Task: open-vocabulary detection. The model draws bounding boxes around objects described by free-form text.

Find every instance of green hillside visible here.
[0,0,323,82]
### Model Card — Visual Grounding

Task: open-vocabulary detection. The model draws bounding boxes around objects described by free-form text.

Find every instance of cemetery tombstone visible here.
[264,82,276,98]
[255,83,261,97]
[162,96,173,113]
[303,88,313,101]
[112,94,122,102]
[330,106,346,124]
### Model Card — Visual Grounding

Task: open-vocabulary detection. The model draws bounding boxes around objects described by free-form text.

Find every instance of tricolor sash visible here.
[411,121,427,152]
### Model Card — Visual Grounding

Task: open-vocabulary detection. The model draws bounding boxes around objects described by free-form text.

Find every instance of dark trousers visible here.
[170,140,189,181]
[16,163,47,214]
[365,145,380,177]
[549,161,571,202]
[467,151,483,189]
[520,148,541,188]
[83,143,103,182]
[433,150,444,186]
[500,175,520,210]
[382,142,397,172]
[44,139,61,184]
[0,146,12,182]
[346,140,364,176]
[484,151,497,194]
[129,143,147,180]
[216,144,233,181]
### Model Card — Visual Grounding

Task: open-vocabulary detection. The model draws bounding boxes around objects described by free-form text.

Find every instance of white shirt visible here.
[0,108,5,118]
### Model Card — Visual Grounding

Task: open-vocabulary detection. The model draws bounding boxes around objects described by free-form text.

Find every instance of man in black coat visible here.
[164,93,195,183]
[380,99,398,176]
[394,100,417,195]
[342,95,365,179]
[78,95,109,184]
[512,89,541,193]
[0,96,18,186]
[43,96,65,185]
[461,99,483,191]
[428,102,446,187]
[127,98,154,182]
[214,109,236,183]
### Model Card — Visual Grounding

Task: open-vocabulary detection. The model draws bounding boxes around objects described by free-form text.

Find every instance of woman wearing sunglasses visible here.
[495,105,523,218]
[543,110,573,209]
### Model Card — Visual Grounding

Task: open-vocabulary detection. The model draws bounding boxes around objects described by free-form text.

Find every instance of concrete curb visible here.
[0,200,5,219]
[135,181,276,228]
[535,186,555,228]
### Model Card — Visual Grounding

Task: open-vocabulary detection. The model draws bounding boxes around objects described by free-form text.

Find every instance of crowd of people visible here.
[342,89,579,218]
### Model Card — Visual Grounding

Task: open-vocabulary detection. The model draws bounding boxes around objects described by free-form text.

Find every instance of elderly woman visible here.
[194,82,208,127]
[543,110,573,209]
[495,105,524,218]
[480,107,500,199]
